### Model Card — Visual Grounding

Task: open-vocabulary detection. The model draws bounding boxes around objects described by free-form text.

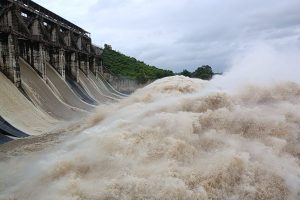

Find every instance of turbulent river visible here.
[0,45,300,200]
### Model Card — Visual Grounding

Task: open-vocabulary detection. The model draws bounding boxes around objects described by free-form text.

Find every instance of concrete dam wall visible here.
[0,0,127,143]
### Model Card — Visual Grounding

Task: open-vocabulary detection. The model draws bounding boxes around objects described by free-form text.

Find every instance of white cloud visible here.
[34,0,300,72]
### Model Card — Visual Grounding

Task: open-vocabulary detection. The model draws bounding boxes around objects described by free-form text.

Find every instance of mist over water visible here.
[214,44,300,92]
[1,45,300,199]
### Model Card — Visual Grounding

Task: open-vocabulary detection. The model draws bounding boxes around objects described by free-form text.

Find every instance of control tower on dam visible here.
[0,0,103,86]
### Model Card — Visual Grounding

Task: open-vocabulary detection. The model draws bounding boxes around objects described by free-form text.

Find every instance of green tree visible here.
[180,69,192,77]
[192,65,213,80]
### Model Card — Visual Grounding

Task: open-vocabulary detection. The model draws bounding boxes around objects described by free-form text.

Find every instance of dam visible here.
[0,0,125,143]
[0,0,300,199]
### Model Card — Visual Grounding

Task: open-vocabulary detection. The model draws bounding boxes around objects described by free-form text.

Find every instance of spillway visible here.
[0,117,28,138]
[19,58,87,121]
[46,63,95,112]
[0,133,12,144]
[65,75,98,105]
[78,70,111,104]
[97,72,128,97]
[88,72,121,100]
[0,0,113,140]
[0,71,59,135]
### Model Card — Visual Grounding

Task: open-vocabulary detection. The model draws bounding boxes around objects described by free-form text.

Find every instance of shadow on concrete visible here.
[0,116,29,144]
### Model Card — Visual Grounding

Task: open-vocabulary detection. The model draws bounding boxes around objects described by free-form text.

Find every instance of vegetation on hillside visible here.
[179,65,214,80]
[102,44,174,83]
[102,44,216,83]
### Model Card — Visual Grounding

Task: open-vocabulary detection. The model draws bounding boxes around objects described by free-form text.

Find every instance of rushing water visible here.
[0,45,300,200]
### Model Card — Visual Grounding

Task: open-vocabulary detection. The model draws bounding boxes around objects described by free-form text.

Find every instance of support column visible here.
[32,43,46,80]
[7,10,13,27]
[51,26,57,43]
[79,55,89,76]
[91,57,97,75]
[64,31,71,46]
[80,58,85,74]
[27,43,32,65]
[58,49,65,79]
[71,52,79,81]
[18,41,26,59]
[77,37,82,50]
[0,40,4,69]
[31,19,40,36]
[85,55,89,76]
[51,50,59,71]
[87,43,91,53]
[76,55,80,82]
[7,34,20,86]
[45,48,50,63]
[100,60,103,74]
